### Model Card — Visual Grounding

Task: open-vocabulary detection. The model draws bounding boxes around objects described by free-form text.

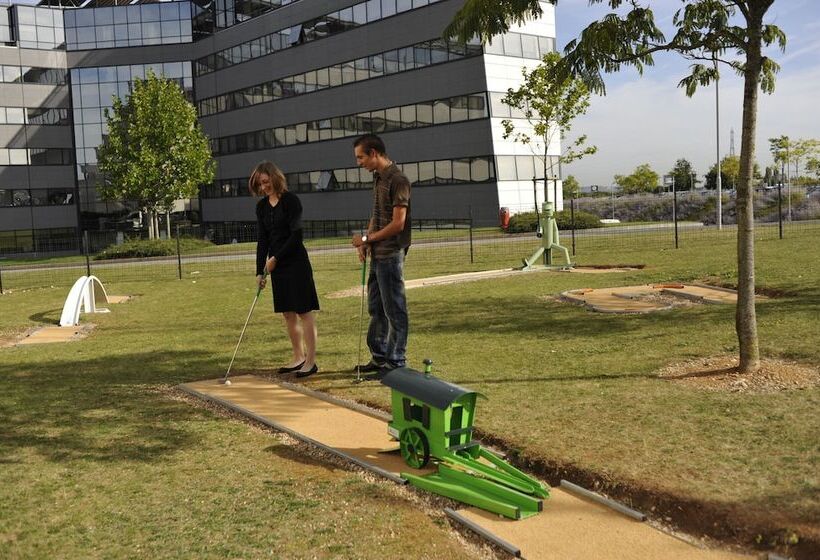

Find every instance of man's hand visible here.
[352,233,366,248]
[357,245,367,263]
[265,256,277,273]
[256,274,267,290]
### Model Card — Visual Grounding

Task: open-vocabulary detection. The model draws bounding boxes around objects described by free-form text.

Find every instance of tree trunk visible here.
[735,6,763,373]
[147,209,155,239]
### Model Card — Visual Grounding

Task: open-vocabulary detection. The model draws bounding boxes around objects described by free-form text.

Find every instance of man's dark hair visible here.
[353,134,386,156]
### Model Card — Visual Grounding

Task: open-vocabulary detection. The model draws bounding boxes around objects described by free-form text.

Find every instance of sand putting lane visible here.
[179,375,749,560]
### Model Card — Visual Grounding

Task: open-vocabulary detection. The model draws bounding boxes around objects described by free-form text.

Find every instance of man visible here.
[351,134,411,379]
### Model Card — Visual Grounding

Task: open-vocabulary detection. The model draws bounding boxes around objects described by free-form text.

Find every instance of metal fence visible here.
[1,185,818,293]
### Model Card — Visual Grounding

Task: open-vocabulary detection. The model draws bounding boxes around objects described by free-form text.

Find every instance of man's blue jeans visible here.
[367,252,408,368]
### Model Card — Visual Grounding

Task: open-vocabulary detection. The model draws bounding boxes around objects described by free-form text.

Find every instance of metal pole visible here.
[0,264,4,294]
[468,206,474,264]
[778,183,783,239]
[83,230,91,276]
[611,184,615,220]
[570,197,576,256]
[673,177,679,249]
[714,55,723,230]
[786,141,792,221]
[176,224,183,280]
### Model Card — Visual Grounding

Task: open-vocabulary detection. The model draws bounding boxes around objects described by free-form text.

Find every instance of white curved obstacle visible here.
[59,275,111,327]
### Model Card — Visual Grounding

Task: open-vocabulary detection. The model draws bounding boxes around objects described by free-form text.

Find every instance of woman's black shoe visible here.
[295,364,318,378]
[277,361,305,374]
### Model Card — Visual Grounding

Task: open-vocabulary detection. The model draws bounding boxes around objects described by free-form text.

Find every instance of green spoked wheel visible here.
[399,427,430,469]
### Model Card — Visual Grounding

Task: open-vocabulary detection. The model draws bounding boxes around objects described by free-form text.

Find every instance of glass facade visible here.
[0,65,67,85]
[1,7,12,45]
[0,228,78,255]
[198,37,483,117]
[196,0,444,76]
[215,0,292,28]
[0,107,71,126]
[0,188,74,207]
[202,156,497,197]
[64,2,208,50]
[0,148,73,166]
[212,92,489,155]
[13,5,66,50]
[494,155,560,181]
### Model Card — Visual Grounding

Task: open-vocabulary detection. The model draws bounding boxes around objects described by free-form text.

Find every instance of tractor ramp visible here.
[179,375,749,560]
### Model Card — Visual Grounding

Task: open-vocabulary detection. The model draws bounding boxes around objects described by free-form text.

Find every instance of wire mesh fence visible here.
[2,185,818,293]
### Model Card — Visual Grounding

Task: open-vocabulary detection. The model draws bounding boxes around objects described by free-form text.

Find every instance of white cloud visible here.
[563,65,820,185]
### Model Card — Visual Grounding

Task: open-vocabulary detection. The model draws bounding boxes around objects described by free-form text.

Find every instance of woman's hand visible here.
[265,256,277,273]
[256,274,267,290]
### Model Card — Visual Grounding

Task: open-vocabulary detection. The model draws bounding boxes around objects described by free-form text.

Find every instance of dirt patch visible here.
[0,324,94,347]
[657,355,820,394]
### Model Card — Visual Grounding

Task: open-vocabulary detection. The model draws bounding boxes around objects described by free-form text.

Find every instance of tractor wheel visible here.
[399,427,430,469]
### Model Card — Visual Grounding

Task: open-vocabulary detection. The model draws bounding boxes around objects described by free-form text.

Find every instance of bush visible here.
[94,237,214,260]
[506,210,602,233]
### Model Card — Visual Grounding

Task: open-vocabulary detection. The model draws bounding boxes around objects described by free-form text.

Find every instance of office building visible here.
[0,0,559,255]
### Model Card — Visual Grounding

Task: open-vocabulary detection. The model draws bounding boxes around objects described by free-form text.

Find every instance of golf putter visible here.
[221,270,268,385]
[353,254,368,384]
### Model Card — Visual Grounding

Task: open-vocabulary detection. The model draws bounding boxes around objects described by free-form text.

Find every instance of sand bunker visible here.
[559,284,762,314]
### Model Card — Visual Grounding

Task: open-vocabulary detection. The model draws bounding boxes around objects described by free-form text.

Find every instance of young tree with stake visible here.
[501,52,597,211]
[446,0,787,373]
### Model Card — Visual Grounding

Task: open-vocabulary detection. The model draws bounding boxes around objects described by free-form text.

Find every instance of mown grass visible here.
[1,226,818,556]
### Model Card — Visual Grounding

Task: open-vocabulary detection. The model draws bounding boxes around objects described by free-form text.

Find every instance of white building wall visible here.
[483,2,563,213]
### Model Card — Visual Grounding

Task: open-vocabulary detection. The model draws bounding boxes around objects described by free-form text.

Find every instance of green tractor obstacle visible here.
[522,201,572,269]
[382,361,549,519]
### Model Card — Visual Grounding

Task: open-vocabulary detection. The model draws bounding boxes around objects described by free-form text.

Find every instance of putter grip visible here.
[256,270,268,296]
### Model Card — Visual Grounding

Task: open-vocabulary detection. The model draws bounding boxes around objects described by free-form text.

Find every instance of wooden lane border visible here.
[444,508,522,558]
[559,479,647,521]
[177,382,406,485]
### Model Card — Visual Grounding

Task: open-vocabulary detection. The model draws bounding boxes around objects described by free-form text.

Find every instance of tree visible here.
[445,0,787,373]
[807,157,820,179]
[614,163,659,194]
[500,51,597,207]
[97,71,215,239]
[563,175,581,199]
[668,158,698,191]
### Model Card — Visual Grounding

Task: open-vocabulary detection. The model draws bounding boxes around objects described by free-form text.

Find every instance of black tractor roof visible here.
[380,367,485,410]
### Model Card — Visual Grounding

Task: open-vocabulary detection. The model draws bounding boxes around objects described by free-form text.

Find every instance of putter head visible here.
[219,378,231,385]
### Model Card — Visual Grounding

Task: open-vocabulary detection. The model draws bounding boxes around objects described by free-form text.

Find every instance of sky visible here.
[554,0,820,187]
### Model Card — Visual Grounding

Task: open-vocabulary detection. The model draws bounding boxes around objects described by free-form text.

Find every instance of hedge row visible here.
[94,237,214,260]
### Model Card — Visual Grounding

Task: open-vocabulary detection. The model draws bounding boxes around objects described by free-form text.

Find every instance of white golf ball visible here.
[224,379,231,386]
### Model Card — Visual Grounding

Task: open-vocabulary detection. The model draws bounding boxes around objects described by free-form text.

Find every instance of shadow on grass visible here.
[0,349,220,465]
[28,308,61,325]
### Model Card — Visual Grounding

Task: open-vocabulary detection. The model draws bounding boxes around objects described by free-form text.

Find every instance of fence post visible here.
[777,184,783,239]
[176,224,183,280]
[0,264,4,294]
[570,197,576,256]
[673,184,679,249]
[83,230,91,276]
[468,207,474,264]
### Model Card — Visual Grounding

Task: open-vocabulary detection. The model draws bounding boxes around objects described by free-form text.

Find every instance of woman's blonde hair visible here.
[248,161,288,196]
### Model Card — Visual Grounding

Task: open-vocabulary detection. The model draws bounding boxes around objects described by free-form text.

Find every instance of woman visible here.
[251,161,320,377]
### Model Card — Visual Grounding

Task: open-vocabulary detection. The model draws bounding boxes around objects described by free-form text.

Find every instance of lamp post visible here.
[664,174,679,249]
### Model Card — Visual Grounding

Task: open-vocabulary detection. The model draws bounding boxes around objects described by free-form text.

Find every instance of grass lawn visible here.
[1,227,818,557]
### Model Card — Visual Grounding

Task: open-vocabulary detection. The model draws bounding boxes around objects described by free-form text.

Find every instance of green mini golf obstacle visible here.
[381,361,549,519]
[522,201,571,269]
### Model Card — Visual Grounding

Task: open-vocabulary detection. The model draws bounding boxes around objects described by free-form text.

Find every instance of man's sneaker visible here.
[355,360,384,373]
[362,363,400,381]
